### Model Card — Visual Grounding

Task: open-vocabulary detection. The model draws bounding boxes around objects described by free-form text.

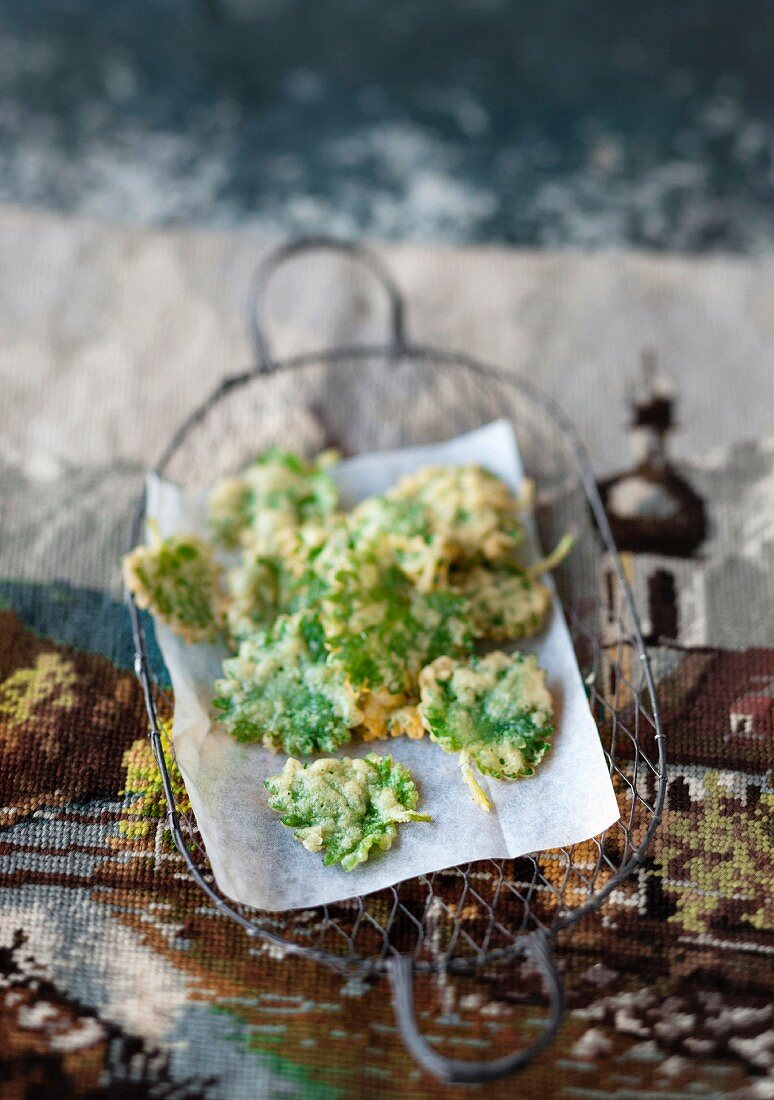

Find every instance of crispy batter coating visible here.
[213,613,362,755]
[349,495,451,592]
[123,530,225,644]
[389,463,528,564]
[208,447,340,551]
[265,753,430,870]
[456,562,551,641]
[357,688,409,741]
[321,539,473,697]
[419,651,554,808]
[225,552,286,642]
[386,705,426,740]
[223,515,349,645]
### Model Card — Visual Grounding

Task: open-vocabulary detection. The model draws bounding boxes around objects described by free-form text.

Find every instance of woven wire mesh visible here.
[129,346,666,978]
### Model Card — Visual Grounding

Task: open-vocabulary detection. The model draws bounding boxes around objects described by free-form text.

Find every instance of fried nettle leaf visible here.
[225,552,286,642]
[418,651,554,811]
[389,463,529,563]
[122,525,225,644]
[213,612,362,755]
[321,541,473,697]
[265,753,430,870]
[455,561,551,641]
[348,495,451,592]
[453,535,573,642]
[224,514,350,646]
[208,447,340,551]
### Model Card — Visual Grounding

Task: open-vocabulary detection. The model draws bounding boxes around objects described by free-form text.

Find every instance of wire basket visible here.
[127,238,667,1085]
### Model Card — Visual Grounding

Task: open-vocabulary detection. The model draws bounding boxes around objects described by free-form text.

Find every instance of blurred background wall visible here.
[1,0,772,249]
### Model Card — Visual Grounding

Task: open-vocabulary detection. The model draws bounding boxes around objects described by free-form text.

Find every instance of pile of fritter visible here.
[123,448,567,867]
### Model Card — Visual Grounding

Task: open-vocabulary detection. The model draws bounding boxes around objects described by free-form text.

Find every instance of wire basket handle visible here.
[387,931,564,1084]
[247,237,408,372]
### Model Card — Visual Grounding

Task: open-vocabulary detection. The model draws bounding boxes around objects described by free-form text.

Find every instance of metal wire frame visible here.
[125,238,667,1084]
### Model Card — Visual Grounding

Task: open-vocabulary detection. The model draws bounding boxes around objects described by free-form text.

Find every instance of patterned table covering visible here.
[0,207,772,1099]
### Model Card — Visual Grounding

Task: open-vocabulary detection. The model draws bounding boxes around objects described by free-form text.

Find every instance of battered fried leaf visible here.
[419,651,554,809]
[265,753,431,870]
[349,495,450,591]
[206,476,252,551]
[224,515,350,645]
[456,561,551,641]
[213,613,361,755]
[208,447,340,551]
[225,552,286,643]
[389,464,528,563]
[321,541,473,697]
[275,515,351,615]
[122,528,225,644]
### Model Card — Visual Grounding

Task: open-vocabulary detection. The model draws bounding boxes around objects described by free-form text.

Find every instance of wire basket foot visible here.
[388,931,564,1084]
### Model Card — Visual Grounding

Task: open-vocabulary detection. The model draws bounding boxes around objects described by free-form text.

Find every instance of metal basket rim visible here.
[126,339,667,977]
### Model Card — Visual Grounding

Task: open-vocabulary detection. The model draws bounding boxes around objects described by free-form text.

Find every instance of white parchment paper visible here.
[146,420,619,911]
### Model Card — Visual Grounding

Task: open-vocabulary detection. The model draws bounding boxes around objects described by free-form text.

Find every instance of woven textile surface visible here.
[0,207,772,1099]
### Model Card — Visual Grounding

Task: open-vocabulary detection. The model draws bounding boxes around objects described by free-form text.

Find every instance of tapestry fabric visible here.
[0,207,771,1099]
